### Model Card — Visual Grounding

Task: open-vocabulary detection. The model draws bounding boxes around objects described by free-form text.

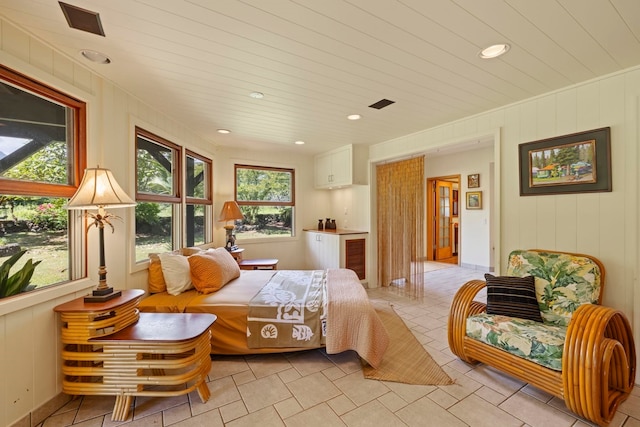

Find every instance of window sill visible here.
[0,279,94,317]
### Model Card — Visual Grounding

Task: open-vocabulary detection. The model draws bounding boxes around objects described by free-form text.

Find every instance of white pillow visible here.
[158,252,193,295]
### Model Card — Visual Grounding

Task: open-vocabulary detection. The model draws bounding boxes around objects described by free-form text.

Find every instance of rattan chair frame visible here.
[448,250,636,427]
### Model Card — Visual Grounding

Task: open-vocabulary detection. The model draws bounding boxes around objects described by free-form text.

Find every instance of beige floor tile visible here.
[132,392,189,420]
[440,365,483,401]
[232,369,256,385]
[277,367,302,383]
[208,356,250,380]
[384,381,436,404]
[498,391,576,427]
[283,402,346,427]
[340,399,406,427]
[620,394,640,419]
[286,371,341,409]
[324,350,362,375]
[396,396,467,427]
[161,402,193,426]
[472,385,509,406]
[322,365,348,381]
[219,400,249,423]
[190,376,241,415]
[274,397,303,419]
[377,391,408,412]
[245,353,293,378]
[170,408,224,427]
[226,406,284,427]
[237,374,292,413]
[464,365,526,396]
[427,388,460,409]
[622,416,640,427]
[333,371,390,406]
[449,394,523,427]
[286,349,335,376]
[74,395,117,423]
[41,410,77,427]
[327,394,357,416]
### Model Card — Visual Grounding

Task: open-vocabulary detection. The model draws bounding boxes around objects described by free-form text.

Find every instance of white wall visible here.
[369,68,640,379]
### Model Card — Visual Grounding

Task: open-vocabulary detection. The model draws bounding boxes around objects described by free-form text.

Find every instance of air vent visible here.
[368,99,395,110]
[59,2,105,36]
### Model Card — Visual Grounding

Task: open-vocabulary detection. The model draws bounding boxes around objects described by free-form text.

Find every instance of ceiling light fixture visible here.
[294,140,305,145]
[479,43,510,59]
[80,49,111,64]
[217,129,231,134]
[347,114,361,120]
[249,91,264,99]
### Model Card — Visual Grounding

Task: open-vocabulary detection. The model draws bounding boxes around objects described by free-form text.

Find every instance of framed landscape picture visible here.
[466,191,482,210]
[518,127,611,196]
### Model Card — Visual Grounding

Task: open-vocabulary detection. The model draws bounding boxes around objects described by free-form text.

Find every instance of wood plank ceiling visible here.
[1,0,639,154]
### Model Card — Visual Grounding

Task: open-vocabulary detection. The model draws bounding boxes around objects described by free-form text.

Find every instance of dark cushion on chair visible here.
[484,274,543,323]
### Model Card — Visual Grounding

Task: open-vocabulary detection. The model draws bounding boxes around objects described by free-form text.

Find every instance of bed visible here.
[138,248,389,368]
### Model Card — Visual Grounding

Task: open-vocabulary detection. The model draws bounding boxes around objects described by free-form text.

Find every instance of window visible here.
[134,128,212,261]
[0,65,86,297]
[234,164,295,239]
[185,150,212,246]
[135,128,180,261]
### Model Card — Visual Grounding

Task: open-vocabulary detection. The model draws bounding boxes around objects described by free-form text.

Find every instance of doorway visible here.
[426,175,460,264]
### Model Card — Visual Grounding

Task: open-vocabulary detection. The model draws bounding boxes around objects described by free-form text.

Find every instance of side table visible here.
[54,291,216,421]
[239,258,279,270]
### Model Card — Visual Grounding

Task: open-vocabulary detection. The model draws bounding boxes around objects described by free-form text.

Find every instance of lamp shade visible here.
[67,167,136,209]
[218,200,244,222]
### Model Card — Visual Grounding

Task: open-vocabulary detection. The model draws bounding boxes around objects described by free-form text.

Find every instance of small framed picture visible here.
[466,191,482,210]
[468,173,480,188]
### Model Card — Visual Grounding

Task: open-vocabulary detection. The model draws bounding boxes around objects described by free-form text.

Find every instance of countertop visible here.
[303,228,368,235]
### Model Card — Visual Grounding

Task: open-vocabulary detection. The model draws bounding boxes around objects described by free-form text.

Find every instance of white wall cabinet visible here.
[304,230,368,283]
[314,144,368,189]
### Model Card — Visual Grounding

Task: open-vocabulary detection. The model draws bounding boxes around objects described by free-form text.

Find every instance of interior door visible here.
[435,180,452,260]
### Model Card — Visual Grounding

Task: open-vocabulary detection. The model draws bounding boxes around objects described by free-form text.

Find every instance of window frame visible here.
[0,65,87,196]
[233,164,296,241]
[0,64,88,300]
[234,164,296,207]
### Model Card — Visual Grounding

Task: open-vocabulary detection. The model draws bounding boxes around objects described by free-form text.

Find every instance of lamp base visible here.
[84,287,122,303]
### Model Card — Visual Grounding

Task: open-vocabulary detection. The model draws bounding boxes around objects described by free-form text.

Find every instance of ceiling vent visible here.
[59,2,105,36]
[368,99,395,110]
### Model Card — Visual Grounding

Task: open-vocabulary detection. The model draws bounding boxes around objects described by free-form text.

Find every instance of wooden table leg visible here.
[112,394,133,421]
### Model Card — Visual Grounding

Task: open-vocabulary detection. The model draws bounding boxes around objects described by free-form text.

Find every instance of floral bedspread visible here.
[247,270,326,348]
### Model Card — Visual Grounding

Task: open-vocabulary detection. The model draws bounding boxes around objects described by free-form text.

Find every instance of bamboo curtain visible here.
[376,156,425,299]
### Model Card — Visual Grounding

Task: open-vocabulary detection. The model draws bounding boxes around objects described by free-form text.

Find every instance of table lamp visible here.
[67,167,136,302]
[218,200,244,251]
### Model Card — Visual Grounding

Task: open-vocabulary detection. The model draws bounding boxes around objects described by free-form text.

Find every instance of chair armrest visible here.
[447,279,487,362]
[563,303,637,424]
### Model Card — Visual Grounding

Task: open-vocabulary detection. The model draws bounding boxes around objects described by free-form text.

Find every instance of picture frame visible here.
[519,127,611,196]
[467,173,480,188]
[466,191,482,210]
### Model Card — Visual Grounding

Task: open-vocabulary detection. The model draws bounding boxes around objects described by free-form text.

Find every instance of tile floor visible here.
[40,265,640,427]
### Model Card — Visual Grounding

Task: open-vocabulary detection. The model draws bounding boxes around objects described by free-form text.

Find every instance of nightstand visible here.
[230,247,245,262]
[239,258,279,270]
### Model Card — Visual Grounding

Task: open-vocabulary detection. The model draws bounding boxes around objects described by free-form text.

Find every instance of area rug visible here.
[362,303,454,385]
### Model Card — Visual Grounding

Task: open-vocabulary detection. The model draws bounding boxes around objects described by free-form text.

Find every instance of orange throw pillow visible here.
[188,248,240,293]
[148,254,167,293]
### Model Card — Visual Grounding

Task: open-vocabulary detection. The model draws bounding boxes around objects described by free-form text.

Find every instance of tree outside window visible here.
[234,165,294,239]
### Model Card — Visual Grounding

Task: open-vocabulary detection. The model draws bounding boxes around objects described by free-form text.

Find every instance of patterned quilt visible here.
[247,270,327,348]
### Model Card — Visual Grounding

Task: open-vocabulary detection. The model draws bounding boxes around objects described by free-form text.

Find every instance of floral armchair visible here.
[448,249,636,426]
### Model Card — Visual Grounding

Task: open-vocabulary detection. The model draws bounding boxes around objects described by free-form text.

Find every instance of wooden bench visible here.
[54,290,216,421]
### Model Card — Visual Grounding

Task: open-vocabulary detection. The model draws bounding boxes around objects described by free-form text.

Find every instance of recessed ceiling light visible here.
[347,114,361,120]
[294,140,305,145]
[479,43,510,59]
[217,129,231,134]
[80,49,111,64]
[249,91,264,99]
